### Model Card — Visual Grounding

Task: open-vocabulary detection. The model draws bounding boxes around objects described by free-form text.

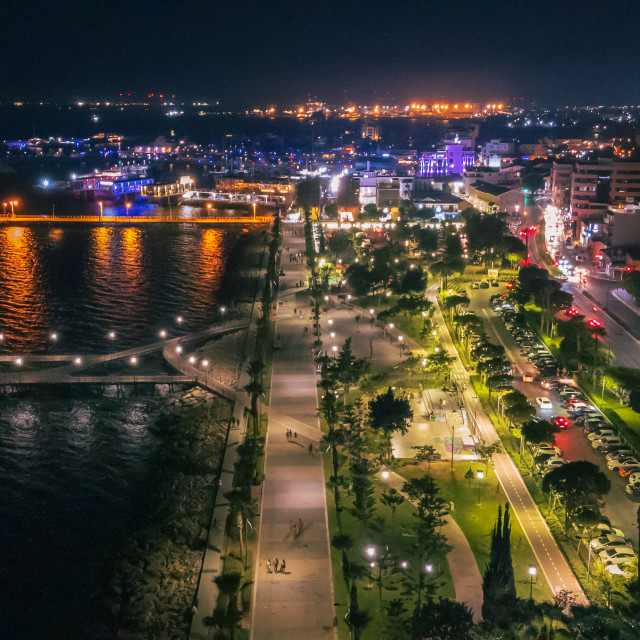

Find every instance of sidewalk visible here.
[250,225,335,640]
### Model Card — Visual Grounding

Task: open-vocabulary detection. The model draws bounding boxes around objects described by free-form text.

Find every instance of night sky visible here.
[2,0,639,106]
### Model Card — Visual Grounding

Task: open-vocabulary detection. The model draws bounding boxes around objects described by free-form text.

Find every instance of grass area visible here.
[397,460,553,602]
[324,453,455,640]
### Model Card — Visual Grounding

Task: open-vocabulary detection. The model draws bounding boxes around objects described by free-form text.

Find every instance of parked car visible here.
[480,281,490,288]
[535,444,562,457]
[491,279,500,287]
[536,397,553,409]
[593,437,623,450]
[607,456,639,471]
[620,463,640,478]
[587,429,616,441]
[597,523,625,537]
[543,457,567,472]
[553,416,570,428]
[606,449,634,461]
[591,534,633,553]
[599,547,636,566]
[625,482,640,497]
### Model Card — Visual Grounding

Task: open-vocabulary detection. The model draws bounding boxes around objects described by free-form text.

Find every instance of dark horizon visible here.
[2,0,640,106]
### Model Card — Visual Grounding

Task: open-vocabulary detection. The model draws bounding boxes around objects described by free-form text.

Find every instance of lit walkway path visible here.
[251,225,335,640]
[429,284,588,605]
[0,320,248,384]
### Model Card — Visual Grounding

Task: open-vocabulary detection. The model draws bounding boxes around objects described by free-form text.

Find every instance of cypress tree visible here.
[482,502,517,621]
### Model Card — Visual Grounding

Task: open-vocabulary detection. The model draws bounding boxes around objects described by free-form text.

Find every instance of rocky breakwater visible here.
[94,386,232,638]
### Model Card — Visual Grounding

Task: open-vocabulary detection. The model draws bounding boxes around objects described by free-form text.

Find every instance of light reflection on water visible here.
[0,223,234,353]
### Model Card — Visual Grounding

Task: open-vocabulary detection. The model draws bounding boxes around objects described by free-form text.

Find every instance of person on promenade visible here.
[298,518,303,535]
[274,558,279,573]
[308,443,313,455]
[280,559,286,573]
[267,559,272,574]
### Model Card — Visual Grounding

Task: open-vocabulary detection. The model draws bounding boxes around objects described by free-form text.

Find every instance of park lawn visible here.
[397,460,553,603]
[324,452,455,640]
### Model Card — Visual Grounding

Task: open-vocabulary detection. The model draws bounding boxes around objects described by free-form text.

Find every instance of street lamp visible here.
[528,565,537,598]
[176,316,183,325]
[98,201,103,220]
[159,330,167,339]
[476,469,484,503]
[176,345,183,354]
[398,335,404,358]
[126,202,132,215]
[189,356,197,364]
[201,359,209,369]
[9,200,18,217]
[130,357,137,365]
[252,201,257,220]
[74,357,82,365]
[50,333,58,341]
[381,469,389,480]
[330,331,335,346]
[220,306,226,321]
[108,331,116,340]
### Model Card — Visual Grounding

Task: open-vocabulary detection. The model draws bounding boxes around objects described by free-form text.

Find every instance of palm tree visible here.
[213,572,243,640]
[243,378,264,441]
[224,488,255,567]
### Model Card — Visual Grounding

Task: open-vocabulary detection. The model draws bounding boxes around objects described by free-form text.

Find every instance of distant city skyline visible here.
[2,1,640,105]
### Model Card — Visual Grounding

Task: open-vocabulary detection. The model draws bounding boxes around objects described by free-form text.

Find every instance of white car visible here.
[536,444,561,457]
[627,472,640,484]
[599,547,636,566]
[536,397,553,410]
[597,523,625,537]
[607,456,639,471]
[606,449,634,461]
[543,457,567,472]
[587,429,616,441]
[592,437,622,450]
[591,534,633,553]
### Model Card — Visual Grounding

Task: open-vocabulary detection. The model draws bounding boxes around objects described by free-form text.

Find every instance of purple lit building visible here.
[419,142,475,177]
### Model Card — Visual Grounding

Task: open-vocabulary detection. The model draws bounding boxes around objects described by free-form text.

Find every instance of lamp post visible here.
[220,306,226,322]
[365,546,376,588]
[528,565,537,599]
[476,469,484,503]
[398,335,403,358]
[126,202,132,215]
[2,202,7,217]
[98,201,103,221]
[10,200,18,218]
[252,202,257,220]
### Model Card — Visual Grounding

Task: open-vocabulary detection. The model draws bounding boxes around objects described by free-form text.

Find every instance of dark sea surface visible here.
[0,221,236,353]
[0,223,239,638]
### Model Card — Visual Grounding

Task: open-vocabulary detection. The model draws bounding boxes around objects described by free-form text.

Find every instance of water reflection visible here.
[0,224,234,353]
[0,226,50,351]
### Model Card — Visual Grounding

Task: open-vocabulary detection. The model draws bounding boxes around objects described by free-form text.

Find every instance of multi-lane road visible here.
[467,286,639,550]
[527,200,640,368]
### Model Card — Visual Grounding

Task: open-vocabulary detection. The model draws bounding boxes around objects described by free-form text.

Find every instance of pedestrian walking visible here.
[294,432,297,440]
[293,524,299,538]
[298,518,303,535]
[280,559,286,573]
[267,559,272,574]
[274,558,279,573]
[308,443,313,455]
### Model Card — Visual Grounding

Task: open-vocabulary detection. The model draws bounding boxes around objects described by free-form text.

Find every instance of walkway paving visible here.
[250,225,335,640]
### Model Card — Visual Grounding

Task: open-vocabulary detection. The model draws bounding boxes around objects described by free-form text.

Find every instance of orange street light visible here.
[98,201,103,220]
[252,202,257,219]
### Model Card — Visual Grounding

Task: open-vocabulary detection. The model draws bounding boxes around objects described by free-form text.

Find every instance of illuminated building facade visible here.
[419,143,475,177]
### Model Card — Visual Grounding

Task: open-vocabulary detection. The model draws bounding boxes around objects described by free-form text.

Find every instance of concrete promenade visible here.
[251,225,335,640]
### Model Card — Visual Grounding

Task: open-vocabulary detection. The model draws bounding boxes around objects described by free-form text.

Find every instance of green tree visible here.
[380,487,405,523]
[476,440,502,476]
[412,598,474,640]
[368,387,413,464]
[482,503,517,622]
[624,270,640,302]
[425,351,454,382]
[212,572,244,640]
[542,460,611,530]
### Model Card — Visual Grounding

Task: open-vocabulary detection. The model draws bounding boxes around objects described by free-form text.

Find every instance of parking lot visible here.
[467,286,639,558]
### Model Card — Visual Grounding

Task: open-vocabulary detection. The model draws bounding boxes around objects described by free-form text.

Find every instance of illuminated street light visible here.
[176,345,183,354]
[159,330,167,339]
[366,546,376,558]
[74,357,82,365]
[130,357,138,365]
[528,565,537,598]
[98,201,103,220]
[189,356,197,364]
[108,331,116,340]
[400,561,408,569]
[50,333,58,341]
[202,359,209,368]
[381,470,389,480]
[425,563,434,575]
[15,357,22,365]
[176,316,183,325]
